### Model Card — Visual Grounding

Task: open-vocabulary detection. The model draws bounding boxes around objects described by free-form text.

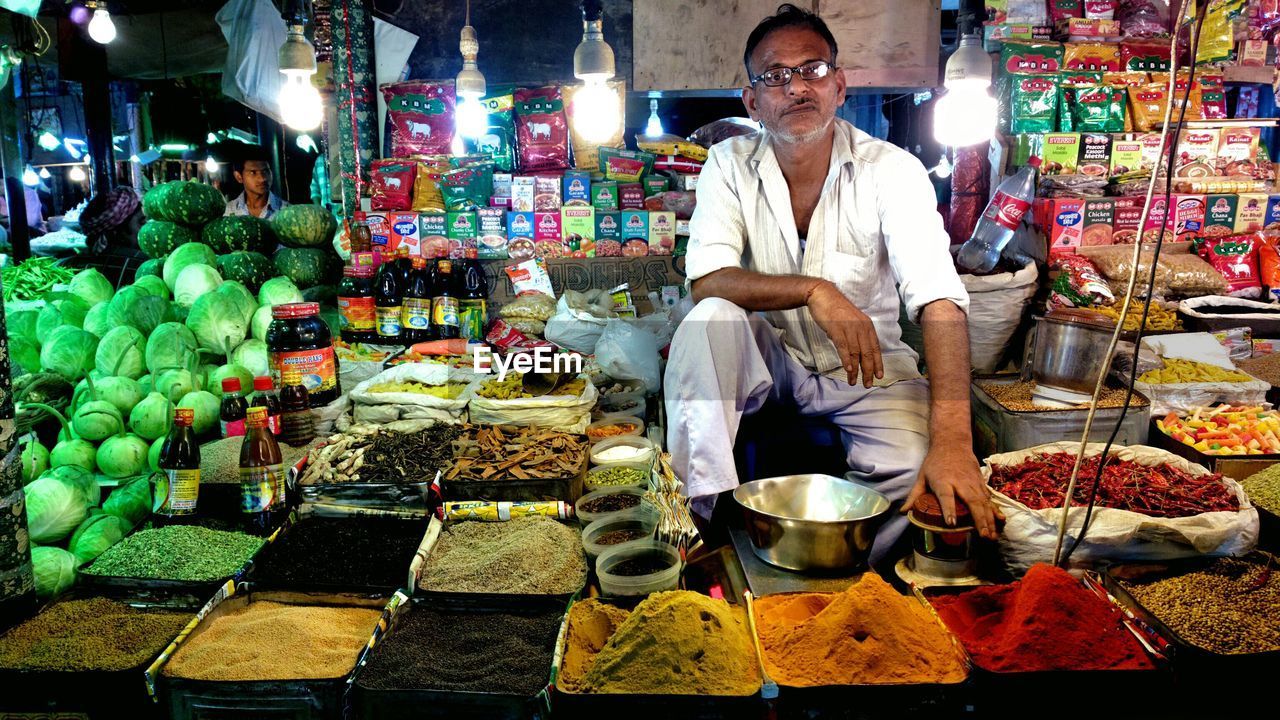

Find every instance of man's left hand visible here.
[903,444,1002,540]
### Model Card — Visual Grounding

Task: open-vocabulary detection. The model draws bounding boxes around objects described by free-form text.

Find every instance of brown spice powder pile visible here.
[162,601,381,681]
[0,597,191,672]
[421,516,587,595]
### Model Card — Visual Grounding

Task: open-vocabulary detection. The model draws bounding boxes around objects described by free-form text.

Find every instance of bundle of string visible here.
[1054,0,1208,566]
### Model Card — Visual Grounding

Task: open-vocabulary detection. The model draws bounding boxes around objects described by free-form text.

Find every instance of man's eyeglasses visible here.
[751,61,835,88]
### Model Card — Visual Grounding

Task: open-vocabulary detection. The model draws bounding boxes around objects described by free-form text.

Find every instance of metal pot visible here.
[733,474,890,572]
[1028,310,1115,395]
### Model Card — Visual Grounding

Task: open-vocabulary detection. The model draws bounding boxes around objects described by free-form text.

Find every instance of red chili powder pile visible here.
[930,564,1154,672]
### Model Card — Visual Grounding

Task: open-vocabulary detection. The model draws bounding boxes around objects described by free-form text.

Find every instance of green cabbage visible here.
[69,512,133,564]
[163,242,218,291]
[187,292,249,355]
[107,289,172,335]
[82,301,111,338]
[258,276,303,307]
[155,368,196,403]
[132,274,171,300]
[8,308,39,345]
[20,435,50,483]
[40,465,97,500]
[32,546,77,599]
[174,264,223,307]
[250,305,274,341]
[230,339,270,378]
[36,293,91,344]
[129,392,172,440]
[95,326,148,379]
[103,475,152,525]
[178,390,219,435]
[68,268,115,307]
[39,326,99,381]
[148,437,165,473]
[26,475,91,543]
[216,280,257,323]
[96,433,151,478]
[145,322,199,375]
[93,376,145,417]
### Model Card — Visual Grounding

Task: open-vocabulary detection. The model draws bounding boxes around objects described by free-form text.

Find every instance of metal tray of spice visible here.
[409,516,587,610]
[1101,553,1280,673]
[349,595,564,719]
[0,591,200,719]
[439,425,591,503]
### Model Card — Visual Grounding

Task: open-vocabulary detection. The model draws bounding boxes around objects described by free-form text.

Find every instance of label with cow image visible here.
[382,80,455,157]
[513,86,570,173]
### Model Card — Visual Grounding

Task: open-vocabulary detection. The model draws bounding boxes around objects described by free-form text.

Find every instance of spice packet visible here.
[441,500,574,522]
[506,211,536,261]
[1077,132,1112,177]
[534,175,561,211]
[1217,127,1262,176]
[620,210,649,257]
[472,89,517,172]
[595,211,622,257]
[1127,82,1168,132]
[1057,71,1102,131]
[1174,129,1221,177]
[1172,194,1207,240]
[477,207,507,259]
[511,176,536,212]
[1110,138,1141,175]
[419,212,449,258]
[619,183,645,210]
[1196,233,1261,298]
[592,180,619,211]
[1040,132,1081,175]
[561,206,596,258]
[1010,74,1059,133]
[364,211,392,250]
[1204,194,1239,236]
[370,160,416,211]
[1236,194,1268,233]
[1119,40,1171,72]
[1064,41,1120,71]
[563,79,627,171]
[446,211,478,259]
[381,81,456,158]
[514,86,570,172]
[504,258,555,297]
[644,176,670,198]
[411,158,450,212]
[599,147,657,183]
[1111,196,1142,243]
[1081,198,1114,246]
[390,212,422,256]
[1070,85,1124,132]
[534,212,567,258]
[562,170,592,207]
[648,211,676,256]
[441,166,493,212]
[1043,198,1086,254]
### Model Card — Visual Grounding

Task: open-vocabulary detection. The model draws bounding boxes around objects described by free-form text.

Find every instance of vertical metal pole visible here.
[330,0,377,218]
[78,37,113,193]
[127,101,143,192]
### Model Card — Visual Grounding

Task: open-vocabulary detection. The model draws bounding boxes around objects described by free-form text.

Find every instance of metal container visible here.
[1028,310,1115,395]
[733,474,889,572]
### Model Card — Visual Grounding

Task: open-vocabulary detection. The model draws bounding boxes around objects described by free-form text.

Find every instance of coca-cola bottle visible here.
[956,156,1041,274]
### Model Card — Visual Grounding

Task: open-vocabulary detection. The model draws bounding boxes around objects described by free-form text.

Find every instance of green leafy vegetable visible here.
[102,475,152,525]
[39,326,99,381]
[67,268,115,307]
[95,326,148,379]
[96,433,151,479]
[26,475,92,543]
[174,264,223,307]
[187,292,249,354]
[163,242,217,291]
[145,322,199,374]
[69,513,133,564]
[230,339,270,378]
[82,301,111,338]
[31,546,77,599]
[257,276,303,307]
[93,376,145,418]
[72,400,124,442]
[178,390,219,435]
[129,393,172,440]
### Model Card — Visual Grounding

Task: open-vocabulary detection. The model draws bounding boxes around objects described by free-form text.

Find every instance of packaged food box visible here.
[1042,198,1085,254]
[619,183,645,210]
[507,211,536,262]
[535,211,565,257]
[1267,195,1280,231]
[511,176,536,212]
[492,173,513,200]
[644,177,669,197]
[563,171,592,207]
[1109,138,1141,176]
[446,211,478,259]
[1204,194,1238,236]
[419,212,449,258]
[1171,194,1206,240]
[595,211,621,257]
[389,212,422,257]
[1137,132,1167,171]
[1040,133,1081,175]
[592,181,619,211]
[1142,196,1173,243]
[365,211,392,250]
[620,210,649,257]
[1236,193,1268,233]
[648,211,676,256]
[1078,133,1112,177]
[1173,129,1220,177]
[1111,196,1142,244]
[1081,198,1114,246]
[477,207,507,259]
[534,175,561,211]
[562,206,596,258]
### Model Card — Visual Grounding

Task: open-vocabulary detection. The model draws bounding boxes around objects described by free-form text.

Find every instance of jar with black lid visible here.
[266,302,341,407]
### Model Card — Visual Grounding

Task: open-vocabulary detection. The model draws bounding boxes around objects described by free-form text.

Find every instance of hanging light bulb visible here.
[37,167,51,180]
[296,133,318,152]
[204,156,219,174]
[933,33,996,147]
[37,132,60,151]
[930,152,953,179]
[572,1,619,144]
[644,98,664,138]
[22,166,39,186]
[455,1,488,141]
[87,4,117,45]
[206,132,219,144]
[69,165,87,183]
[277,7,323,132]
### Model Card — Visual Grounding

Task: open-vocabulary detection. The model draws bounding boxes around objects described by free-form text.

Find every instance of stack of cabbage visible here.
[6,260,335,599]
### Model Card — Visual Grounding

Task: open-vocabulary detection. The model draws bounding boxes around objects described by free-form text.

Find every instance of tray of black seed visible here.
[0,592,197,718]
[349,594,564,719]
[79,524,270,597]
[151,586,386,720]
[413,515,589,609]
[245,513,430,594]
[296,421,464,512]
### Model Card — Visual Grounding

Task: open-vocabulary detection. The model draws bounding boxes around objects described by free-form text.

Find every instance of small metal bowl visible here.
[733,474,890,572]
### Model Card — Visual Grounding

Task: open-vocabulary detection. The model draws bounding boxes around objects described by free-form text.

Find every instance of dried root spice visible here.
[163,601,382,680]
[421,516,587,595]
[300,422,463,485]
[250,518,427,589]
[0,597,191,672]
[358,605,562,695]
[445,425,587,482]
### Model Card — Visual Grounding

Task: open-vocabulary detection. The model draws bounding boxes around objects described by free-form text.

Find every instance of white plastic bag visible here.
[984,441,1259,573]
[468,374,599,432]
[349,363,474,424]
[961,261,1038,373]
[1133,378,1270,416]
[595,319,661,394]
[544,294,610,353]
[216,0,286,123]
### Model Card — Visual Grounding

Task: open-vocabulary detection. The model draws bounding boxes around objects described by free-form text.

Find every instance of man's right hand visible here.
[806,281,883,388]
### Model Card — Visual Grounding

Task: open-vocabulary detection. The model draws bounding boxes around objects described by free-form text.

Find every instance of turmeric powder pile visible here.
[559,592,760,695]
[754,573,967,686]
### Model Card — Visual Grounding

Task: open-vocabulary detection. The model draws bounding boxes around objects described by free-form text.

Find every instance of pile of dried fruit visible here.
[445,425,587,482]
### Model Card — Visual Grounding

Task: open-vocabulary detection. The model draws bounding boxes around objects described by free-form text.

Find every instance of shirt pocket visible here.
[823,249,876,309]
[835,200,882,258]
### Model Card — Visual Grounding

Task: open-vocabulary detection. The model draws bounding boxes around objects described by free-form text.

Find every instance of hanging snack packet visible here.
[471,89,517,172]
[1119,40,1170,72]
[563,80,627,171]
[441,166,493,212]
[1070,85,1125,132]
[599,148,657,183]
[1196,0,1247,65]
[1197,233,1262,298]
[370,160,416,211]
[411,158,450,212]
[1057,71,1102,131]
[1127,82,1168,132]
[1064,42,1121,71]
[514,86,571,173]
[381,81,456,158]
[998,41,1065,132]
[1010,75,1059,133]
[1048,253,1115,310]
[1083,0,1117,20]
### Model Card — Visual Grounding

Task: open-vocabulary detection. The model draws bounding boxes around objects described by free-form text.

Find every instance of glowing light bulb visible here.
[204,156,219,174]
[296,134,318,153]
[644,98,664,138]
[931,153,953,179]
[572,79,620,144]
[450,134,467,156]
[206,132,219,144]
[22,166,38,186]
[278,73,323,131]
[37,132,60,151]
[456,96,488,140]
[88,8,116,44]
[38,167,50,179]
[69,165,87,182]
[933,86,997,148]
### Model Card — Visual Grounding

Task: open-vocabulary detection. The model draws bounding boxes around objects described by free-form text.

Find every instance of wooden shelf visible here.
[1222,65,1277,85]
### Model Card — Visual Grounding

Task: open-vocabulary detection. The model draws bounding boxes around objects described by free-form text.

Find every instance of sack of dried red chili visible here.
[370,160,416,211]
[381,81,456,157]
[948,146,989,245]
[980,442,1258,571]
[514,86,571,173]
[1196,233,1262,298]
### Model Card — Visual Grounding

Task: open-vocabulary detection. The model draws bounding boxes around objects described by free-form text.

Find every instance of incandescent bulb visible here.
[644,99,664,138]
[69,165,87,182]
[456,96,488,140]
[278,73,323,131]
[22,166,38,186]
[37,167,50,179]
[204,156,219,174]
[572,79,620,144]
[933,87,997,148]
[88,8,116,44]
[37,132,60,151]
[296,134,318,153]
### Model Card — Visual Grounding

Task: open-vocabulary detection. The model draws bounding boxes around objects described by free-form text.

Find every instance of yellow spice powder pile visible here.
[163,601,382,681]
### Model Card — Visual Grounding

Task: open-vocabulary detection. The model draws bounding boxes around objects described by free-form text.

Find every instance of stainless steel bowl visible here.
[733,474,890,572]
[1029,311,1114,395]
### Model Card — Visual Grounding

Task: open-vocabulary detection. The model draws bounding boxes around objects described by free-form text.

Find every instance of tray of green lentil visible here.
[150,585,387,720]
[78,521,275,598]
[0,592,198,719]
[411,515,589,610]
[1242,463,1280,550]
[1101,553,1280,677]
[349,594,566,719]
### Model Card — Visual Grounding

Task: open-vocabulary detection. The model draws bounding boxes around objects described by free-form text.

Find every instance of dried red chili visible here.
[988,452,1239,518]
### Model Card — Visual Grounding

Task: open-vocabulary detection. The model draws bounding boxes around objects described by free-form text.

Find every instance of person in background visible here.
[226,146,288,219]
[63,186,146,288]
